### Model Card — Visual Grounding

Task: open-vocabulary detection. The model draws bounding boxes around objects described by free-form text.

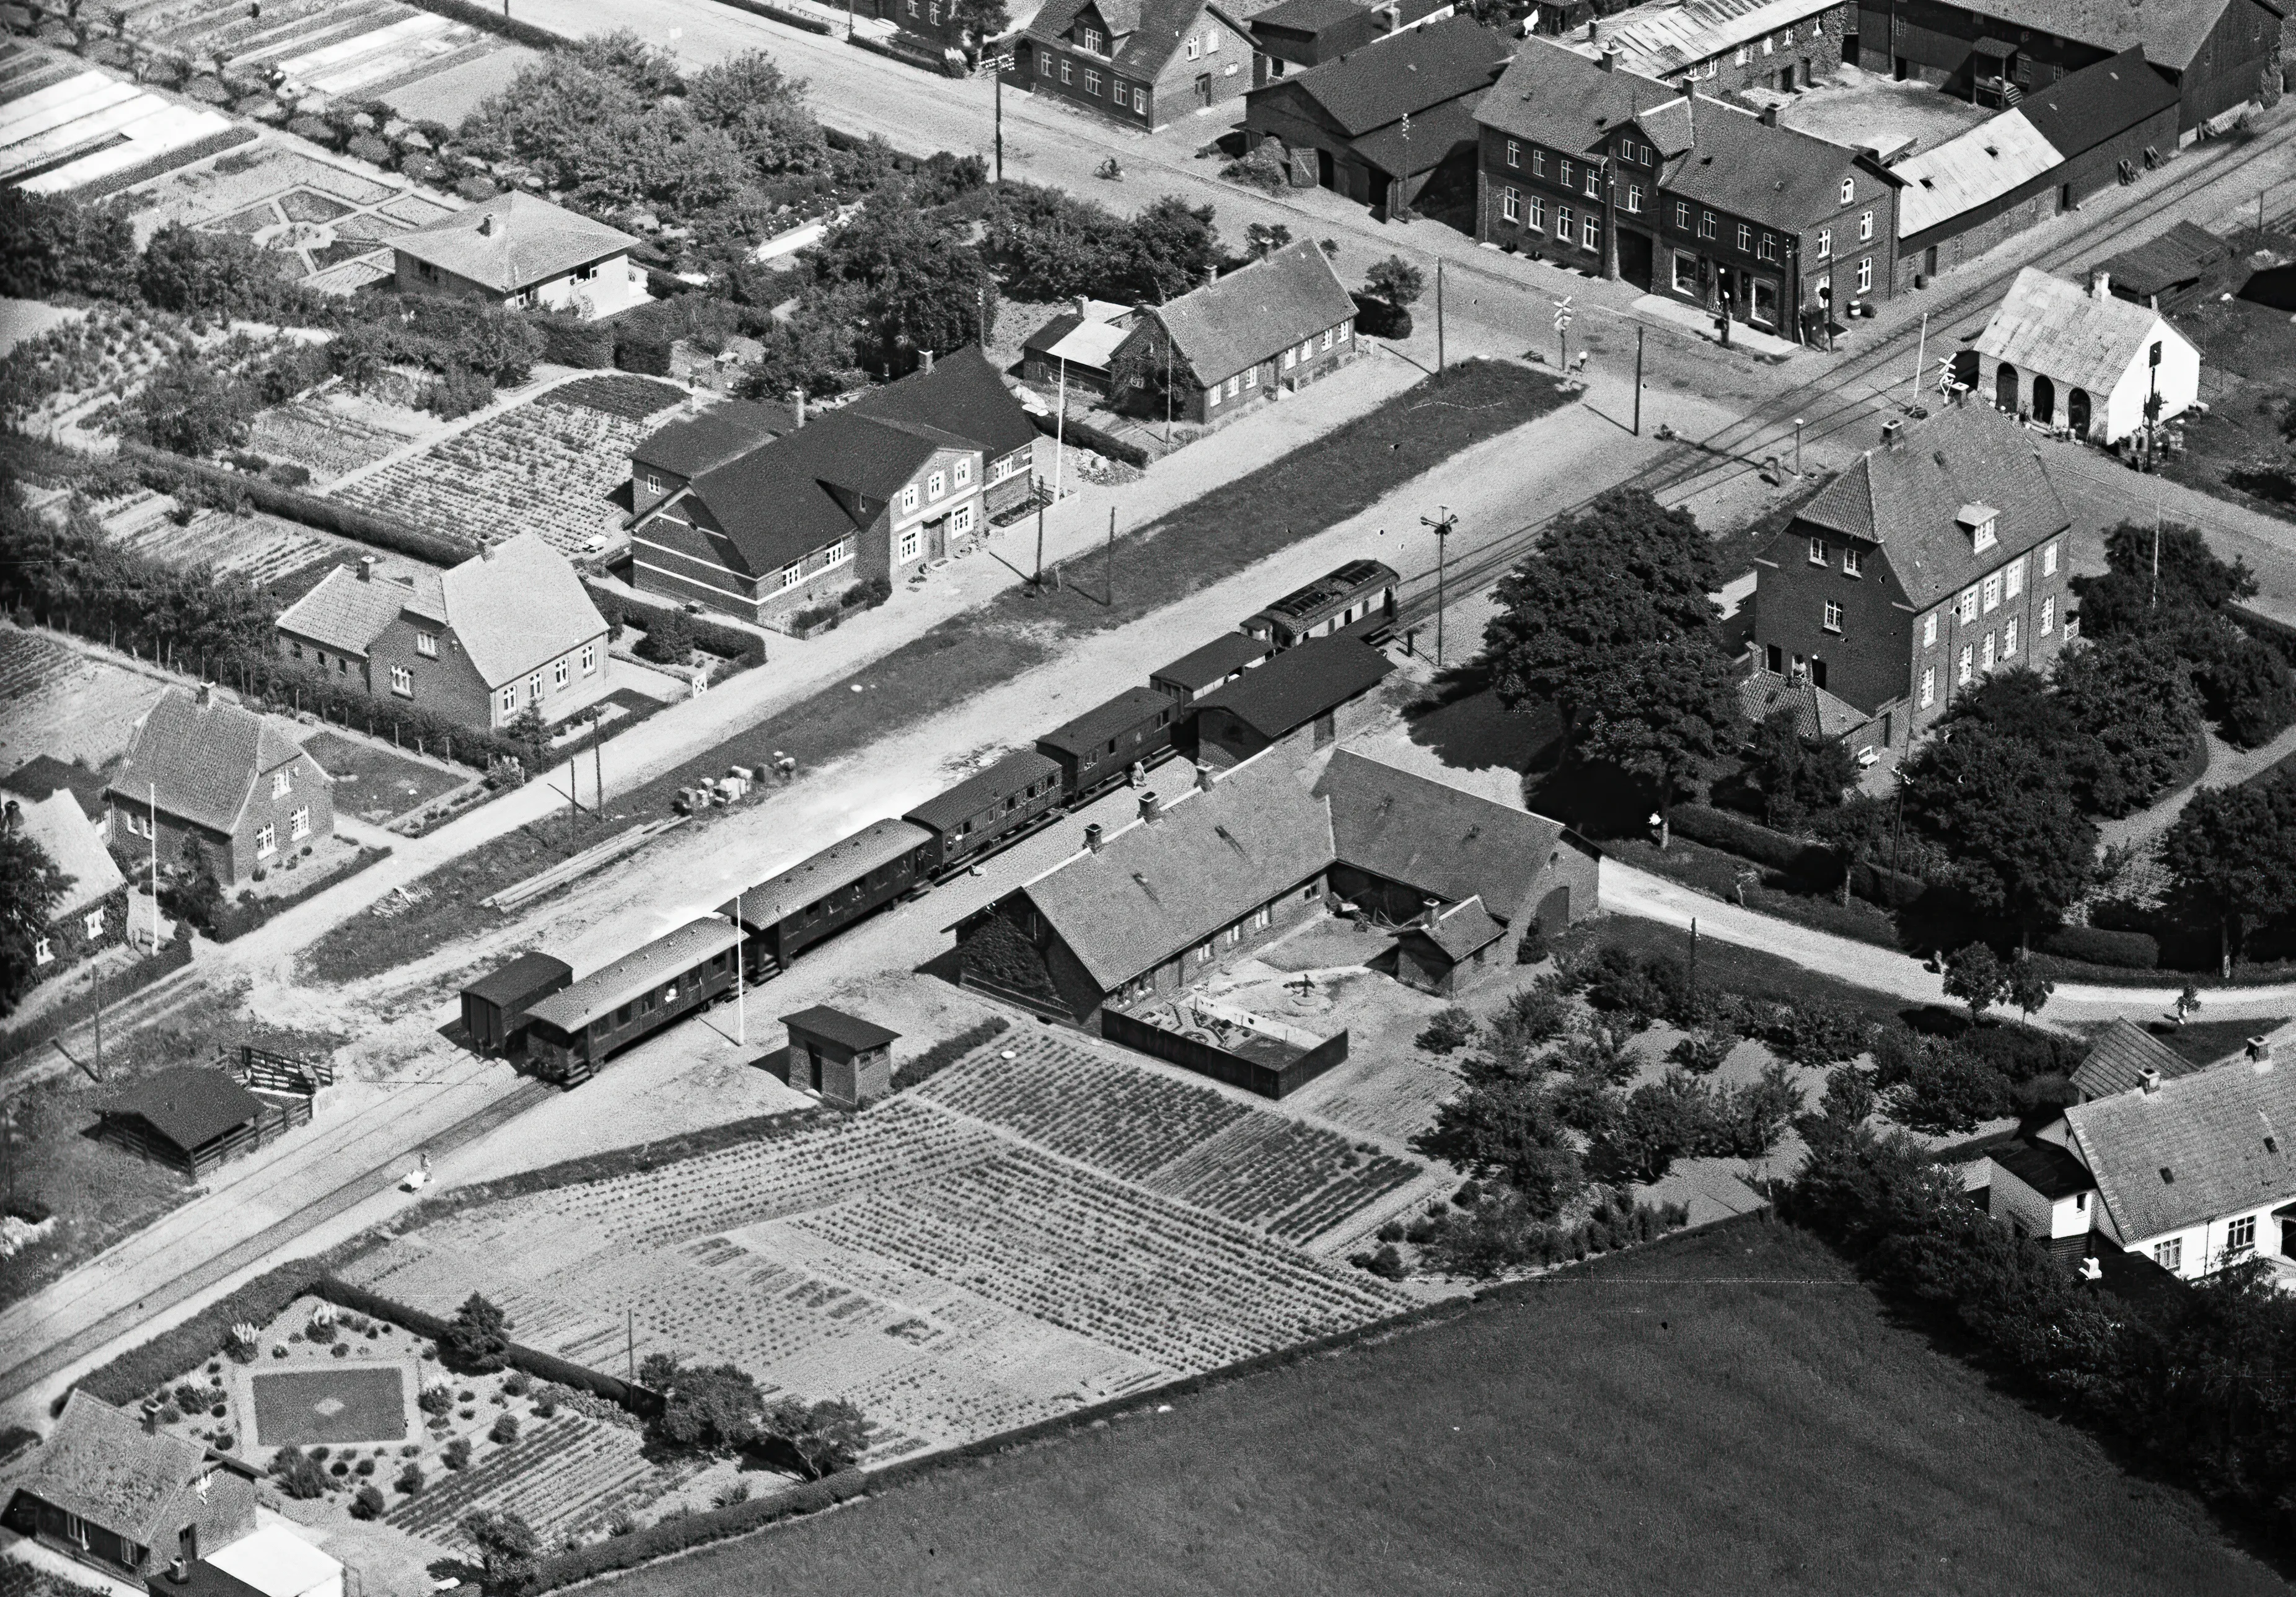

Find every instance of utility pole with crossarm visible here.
[1420,506,1457,668]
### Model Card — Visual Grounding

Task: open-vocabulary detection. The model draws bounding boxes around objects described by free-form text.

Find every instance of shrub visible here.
[397,1463,424,1495]
[2038,924,2159,969]
[1889,1046,2012,1134]
[503,1370,531,1397]
[444,1438,472,1471]
[1219,152,1285,193]
[331,1342,349,1358]
[329,1461,349,1477]
[1415,1008,1477,1055]
[712,1480,751,1509]
[1375,1220,1405,1244]
[787,602,840,633]
[354,1458,376,1477]
[441,1294,510,1372]
[840,577,892,610]
[351,1484,386,1520]
[531,1396,557,1419]
[1348,1243,1409,1280]
[271,1446,328,1499]
[890,1016,1011,1091]
[309,1446,330,1461]
[1765,998,1870,1068]
[635,609,698,665]
[418,1384,453,1416]
[490,1414,520,1445]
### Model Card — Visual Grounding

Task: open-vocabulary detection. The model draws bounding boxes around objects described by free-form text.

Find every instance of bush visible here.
[351,1484,386,1520]
[2038,924,2160,970]
[354,1458,376,1476]
[1889,1047,2012,1134]
[1348,1243,1409,1280]
[1218,152,1285,193]
[444,1438,472,1470]
[890,1016,1011,1091]
[1415,1008,1477,1055]
[1764,998,1870,1068]
[419,1384,452,1415]
[635,609,698,664]
[397,1463,424,1495]
[490,1413,520,1445]
[270,1446,328,1500]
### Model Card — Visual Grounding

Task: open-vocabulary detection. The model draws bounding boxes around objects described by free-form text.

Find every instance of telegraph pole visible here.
[1435,258,1445,382]
[734,891,744,1046]
[1420,506,1456,667]
[1106,507,1115,605]
[1909,310,1929,412]
[1552,294,1572,374]
[1632,323,1644,436]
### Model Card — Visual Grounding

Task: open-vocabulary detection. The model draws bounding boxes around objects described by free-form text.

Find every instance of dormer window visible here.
[1839,177,1855,206]
[1957,502,1999,552]
[1080,24,1102,50]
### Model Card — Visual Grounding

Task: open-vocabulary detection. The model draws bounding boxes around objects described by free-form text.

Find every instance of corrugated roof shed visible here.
[525,918,741,1032]
[1554,0,1841,77]
[2100,220,2230,300]
[1973,266,2197,400]
[1139,239,1358,389]
[2065,1056,2296,1242]
[392,191,640,295]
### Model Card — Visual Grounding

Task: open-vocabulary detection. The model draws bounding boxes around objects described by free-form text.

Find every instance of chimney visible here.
[358,555,376,583]
[921,350,935,372]
[169,1560,189,1585]
[1880,418,1904,449]
[790,387,806,429]
[2090,267,2110,299]
[1599,46,1616,71]
[1421,896,1442,929]
[1194,762,1216,793]
[2139,1066,2163,1095]
[143,1402,160,1435]
[195,683,213,708]
[2250,1036,2274,1069]
[1586,18,1598,40]
[1084,822,1104,852]
[477,213,497,237]
[1138,790,1163,824]
[1073,295,1089,319]
[685,390,700,418]
[1758,102,1778,125]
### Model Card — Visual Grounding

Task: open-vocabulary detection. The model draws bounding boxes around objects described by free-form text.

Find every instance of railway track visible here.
[1390,120,2296,626]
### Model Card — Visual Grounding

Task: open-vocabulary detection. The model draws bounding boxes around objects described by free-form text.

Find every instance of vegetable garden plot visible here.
[1145,1119,1420,1245]
[552,374,688,422]
[385,1414,674,1548]
[103,499,332,590]
[248,401,409,482]
[0,628,75,702]
[278,188,353,223]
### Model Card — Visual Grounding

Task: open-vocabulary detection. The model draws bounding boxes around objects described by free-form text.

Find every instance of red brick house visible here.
[632,348,1034,628]
[7,790,128,988]
[1748,403,2076,756]
[630,398,789,521]
[1010,0,1266,130]
[1474,40,1903,335]
[105,687,333,887]
[1109,239,1359,426]
[274,536,610,733]
[2,1391,258,1583]
[1249,0,1458,86]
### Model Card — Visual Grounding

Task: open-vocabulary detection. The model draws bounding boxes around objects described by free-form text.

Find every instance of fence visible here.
[226,1044,332,1095]
[1099,1008,1348,1099]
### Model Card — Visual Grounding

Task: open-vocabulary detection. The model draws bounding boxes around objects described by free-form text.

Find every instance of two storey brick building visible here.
[1474,40,1902,338]
[1010,0,1264,129]
[1107,238,1358,425]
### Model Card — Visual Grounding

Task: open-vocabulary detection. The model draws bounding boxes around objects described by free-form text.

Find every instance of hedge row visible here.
[846,29,964,74]
[0,936,191,1065]
[1029,408,1150,469]
[710,0,838,34]
[2232,602,2296,668]
[208,843,394,943]
[527,315,616,370]
[244,664,535,775]
[77,126,259,203]
[889,1016,1011,1091]
[314,1280,662,1417]
[587,581,769,666]
[1670,802,1927,908]
[2036,923,2160,970]
[398,0,565,50]
[120,443,472,566]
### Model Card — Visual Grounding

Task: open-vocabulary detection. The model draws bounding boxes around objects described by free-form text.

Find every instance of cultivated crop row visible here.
[385,1414,663,1546]
[1146,1118,1422,1244]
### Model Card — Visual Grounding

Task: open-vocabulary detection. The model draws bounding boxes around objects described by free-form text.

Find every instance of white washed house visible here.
[1971,266,2201,447]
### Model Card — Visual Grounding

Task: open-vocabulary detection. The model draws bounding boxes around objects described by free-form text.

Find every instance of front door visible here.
[806,1044,822,1092]
[1617,228,1655,291]
[1195,73,1212,106]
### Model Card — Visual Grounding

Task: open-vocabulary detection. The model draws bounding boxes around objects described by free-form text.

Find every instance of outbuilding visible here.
[1971,265,2201,444]
[95,1067,306,1179]
[1150,633,1273,702]
[1190,635,1393,768]
[1388,895,1507,995]
[459,951,576,1057]
[778,1006,902,1107]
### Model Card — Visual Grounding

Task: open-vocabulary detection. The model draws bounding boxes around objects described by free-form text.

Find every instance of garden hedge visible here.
[846,30,964,74]
[314,1279,664,1417]
[589,582,768,666]
[889,1017,1011,1091]
[526,314,616,369]
[2038,924,2160,970]
[119,443,472,566]
[208,843,394,943]
[398,0,565,50]
[1669,803,1927,910]
[1029,408,1149,469]
[2232,602,2296,667]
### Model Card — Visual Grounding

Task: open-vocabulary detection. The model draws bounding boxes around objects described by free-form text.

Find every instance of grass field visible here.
[302,729,468,824]
[593,1221,2284,1597]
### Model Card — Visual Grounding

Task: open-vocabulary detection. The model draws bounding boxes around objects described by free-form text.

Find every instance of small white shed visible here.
[205,1524,344,1597]
[1971,266,2200,446]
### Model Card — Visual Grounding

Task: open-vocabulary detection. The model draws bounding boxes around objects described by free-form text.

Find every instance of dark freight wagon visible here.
[1035,687,1180,799]
[522,918,743,1085]
[459,951,574,1057]
[722,818,937,969]
[904,749,1064,871]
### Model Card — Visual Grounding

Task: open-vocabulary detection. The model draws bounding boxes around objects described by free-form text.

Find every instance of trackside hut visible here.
[1971,265,2200,444]
[1190,634,1394,767]
[1110,240,1359,426]
[1242,16,1515,219]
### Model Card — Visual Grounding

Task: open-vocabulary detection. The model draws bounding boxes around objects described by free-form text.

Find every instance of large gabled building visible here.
[1009,0,1271,129]
[1107,239,1360,425]
[105,686,333,887]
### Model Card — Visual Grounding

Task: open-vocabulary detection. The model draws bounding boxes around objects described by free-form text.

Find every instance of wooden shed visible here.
[460,951,575,1057]
[96,1067,309,1179]
[779,1006,901,1108]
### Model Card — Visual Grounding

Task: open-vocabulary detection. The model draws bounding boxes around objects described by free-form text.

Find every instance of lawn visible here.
[2148,1016,2290,1068]
[249,1365,408,1447]
[1557,915,1917,1030]
[302,730,468,824]
[589,1222,2283,1597]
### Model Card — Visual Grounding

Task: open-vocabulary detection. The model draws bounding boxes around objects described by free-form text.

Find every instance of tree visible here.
[1243,221,1292,258]
[120,352,255,457]
[453,310,543,387]
[0,188,136,302]
[0,823,69,1016]
[1577,633,1743,846]
[639,1355,763,1454]
[568,28,685,99]
[1597,1070,1715,1182]
[159,834,222,934]
[810,195,997,369]
[1942,943,2008,1023]
[685,50,826,176]
[137,222,306,322]
[1363,255,1424,312]
[2161,775,2296,975]
[1744,705,1857,828]
[459,1509,539,1595]
[2005,954,2054,1022]
[2052,638,2202,817]
[949,0,1011,49]
[759,1397,868,1478]
[1413,1078,1585,1220]
[1120,195,1220,301]
[1901,723,2097,947]
[439,1293,510,1372]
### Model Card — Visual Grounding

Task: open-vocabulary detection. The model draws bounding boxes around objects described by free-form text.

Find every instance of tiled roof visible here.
[524,918,742,1033]
[677,411,944,578]
[391,191,640,296]
[2,754,108,820]
[1554,0,1841,77]
[2073,1017,2204,1100]
[439,534,607,689]
[101,1066,266,1151]
[1194,635,1392,739]
[1352,93,1489,178]
[1026,0,1264,86]
[631,399,788,478]
[1406,894,1506,960]
[2100,220,2230,299]
[1958,0,2278,73]
[1893,109,2059,240]
[904,749,1062,833]
[275,562,444,658]
[17,1391,213,1552]
[2064,1057,2296,1243]
[2017,48,2180,156]
[721,819,933,931]
[1018,752,1336,990]
[107,688,312,837]
[1736,669,1872,741]
[1657,99,1887,235]
[1248,0,1364,38]
[1260,16,1513,136]
[780,1005,902,1052]
[1151,633,1272,695]
[12,788,125,918]
[1792,404,2070,609]
[1974,267,2195,402]
[847,346,1039,462]
[1136,239,1358,389]
[1316,747,1566,915]
[1472,37,1678,154]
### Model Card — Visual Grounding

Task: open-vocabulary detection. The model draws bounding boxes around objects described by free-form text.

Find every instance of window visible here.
[580,643,596,674]
[1527,194,1545,231]
[1858,208,1875,241]
[1982,574,2001,612]
[928,2,939,20]
[390,664,412,696]
[900,485,920,514]
[415,631,437,658]
[1957,645,1974,685]
[1736,44,1749,64]
[1061,58,1071,81]
[1736,222,1753,253]
[2003,617,2018,656]
[1253,904,1271,931]
[1626,182,1643,213]
[527,671,542,701]
[1857,257,1873,293]
[1184,35,1197,57]
[1919,666,1935,708]
[1784,27,1795,45]
[2229,1215,2258,1252]
[1227,374,1241,397]
[1674,200,1690,230]
[83,906,105,939]
[500,687,516,715]
[271,768,292,798]
[1923,612,1938,648]
[2041,596,2055,635]
[1080,24,1101,48]
[1506,139,1520,167]
[1981,631,1996,670]
[1808,536,1828,565]
[1321,328,1334,350]
[1133,87,1146,112]
[2042,540,2059,576]
[1959,586,1980,624]
[1281,347,1296,369]
[954,457,972,486]
[1673,251,1698,293]
[1584,167,1599,198]
[1839,177,1855,206]
[1532,148,1546,177]
[1823,599,1843,632]
[1699,210,1717,240]
[2005,557,2024,599]
[899,527,921,561]
[2154,1237,2183,1271]
[550,658,566,689]
[928,470,946,499]
[1816,227,1831,260]
[1843,547,1862,578]
[952,504,974,535]
[1581,214,1598,250]
[1207,382,1221,407]
[1197,941,1213,962]
[1558,159,1572,189]
[290,806,310,841]
[1223,923,1241,946]
[1083,68,1099,94]
[1039,49,1052,74]
[1556,203,1574,242]
[256,824,276,859]
[1502,186,1521,221]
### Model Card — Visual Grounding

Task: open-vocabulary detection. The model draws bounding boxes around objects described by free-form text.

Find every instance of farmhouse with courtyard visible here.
[954,744,1598,1024]
[105,686,334,887]
[7,790,128,985]
[389,191,648,319]
[274,536,610,733]
[1746,402,2074,757]
[1107,239,1359,425]
[1968,265,2201,445]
